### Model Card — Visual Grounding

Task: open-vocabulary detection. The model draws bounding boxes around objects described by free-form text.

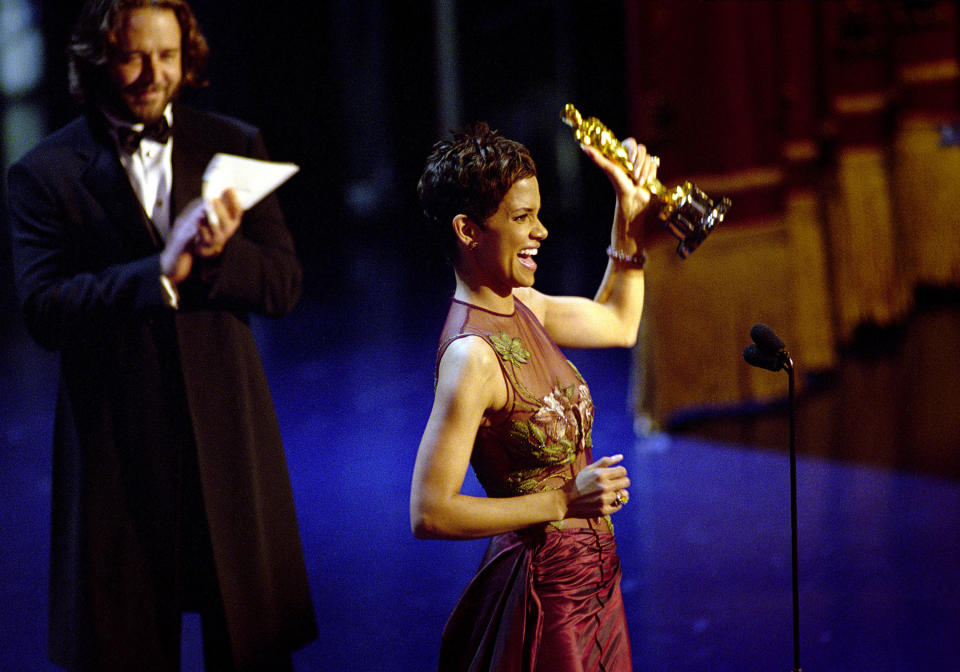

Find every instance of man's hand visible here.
[160,189,244,285]
[160,197,205,284]
[195,188,243,258]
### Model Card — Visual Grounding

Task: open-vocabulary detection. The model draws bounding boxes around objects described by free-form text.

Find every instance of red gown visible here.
[436,298,633,672]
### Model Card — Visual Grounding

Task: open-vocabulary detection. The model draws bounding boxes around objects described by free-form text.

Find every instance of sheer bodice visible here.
[437,298,609,533]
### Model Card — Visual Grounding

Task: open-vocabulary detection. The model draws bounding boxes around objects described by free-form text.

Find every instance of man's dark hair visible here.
[67,0,209,106]
[417,122,537,262]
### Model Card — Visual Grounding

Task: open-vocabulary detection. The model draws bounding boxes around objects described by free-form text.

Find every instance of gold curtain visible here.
[889,3,960,288]
[624,0,960,426]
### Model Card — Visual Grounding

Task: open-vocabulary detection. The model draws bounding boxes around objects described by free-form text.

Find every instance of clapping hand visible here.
[160,188,244,283]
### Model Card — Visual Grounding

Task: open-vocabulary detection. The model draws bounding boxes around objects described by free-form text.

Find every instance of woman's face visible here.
[473,176,548,293]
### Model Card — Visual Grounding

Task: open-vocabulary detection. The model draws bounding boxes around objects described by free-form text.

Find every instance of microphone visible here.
[744,323,792,373]
[750,323,785,354]
[743,344,784,372]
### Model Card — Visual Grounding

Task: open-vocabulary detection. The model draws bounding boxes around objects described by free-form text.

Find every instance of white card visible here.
[201,153,299,223]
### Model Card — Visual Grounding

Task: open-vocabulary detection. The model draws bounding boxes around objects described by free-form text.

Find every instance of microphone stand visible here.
[784,354,801,672]
[744,339,802,671]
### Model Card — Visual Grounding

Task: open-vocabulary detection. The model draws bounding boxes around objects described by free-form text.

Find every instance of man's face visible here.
[106,7,183,123]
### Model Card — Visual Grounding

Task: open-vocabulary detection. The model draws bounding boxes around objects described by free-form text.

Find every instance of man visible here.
[6,1,317,669]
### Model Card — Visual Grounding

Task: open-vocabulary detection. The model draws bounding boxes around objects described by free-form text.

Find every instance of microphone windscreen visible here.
[743,344,783,372]
[750,323,785,353]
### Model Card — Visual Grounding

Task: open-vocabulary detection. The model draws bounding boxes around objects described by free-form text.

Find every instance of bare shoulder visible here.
[513,287,548,322]
[437,334,507,411]
[438,334,500,384]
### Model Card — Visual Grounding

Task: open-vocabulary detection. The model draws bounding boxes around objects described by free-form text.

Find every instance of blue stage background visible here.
[2,1,959,670]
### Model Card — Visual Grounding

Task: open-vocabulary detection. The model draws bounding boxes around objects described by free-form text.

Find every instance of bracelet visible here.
[606,245,646,269]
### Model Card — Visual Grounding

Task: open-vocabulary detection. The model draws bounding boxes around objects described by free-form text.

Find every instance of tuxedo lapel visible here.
[80,121,162,251]
[171,105,209,218]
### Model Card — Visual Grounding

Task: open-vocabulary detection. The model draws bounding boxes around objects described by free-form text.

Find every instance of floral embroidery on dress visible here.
[503,383,595,496]
[490,330,531,365]
[483,332,598,520]
[534,385,581,447]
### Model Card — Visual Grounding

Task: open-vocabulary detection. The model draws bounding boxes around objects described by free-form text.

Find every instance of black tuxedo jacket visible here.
[8,104,316,670]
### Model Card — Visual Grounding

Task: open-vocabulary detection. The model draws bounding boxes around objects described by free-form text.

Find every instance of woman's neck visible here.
[453,270,515,314]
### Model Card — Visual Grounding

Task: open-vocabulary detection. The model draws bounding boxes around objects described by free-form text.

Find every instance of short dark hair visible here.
[417,122,537,261]
[67,0,209,106]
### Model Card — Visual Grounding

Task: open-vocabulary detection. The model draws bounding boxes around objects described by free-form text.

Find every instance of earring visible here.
[469,241,479,250]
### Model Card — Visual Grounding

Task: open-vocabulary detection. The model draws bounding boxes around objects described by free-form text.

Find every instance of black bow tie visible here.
[118,117,172,153]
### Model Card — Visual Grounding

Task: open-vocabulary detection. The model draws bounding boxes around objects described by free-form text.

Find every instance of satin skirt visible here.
[439,528,632,672]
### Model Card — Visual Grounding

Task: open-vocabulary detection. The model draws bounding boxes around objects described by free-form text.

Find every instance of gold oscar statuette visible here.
[562,103,731,258]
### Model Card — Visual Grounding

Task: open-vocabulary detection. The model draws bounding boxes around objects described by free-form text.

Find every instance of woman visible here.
[411,122,656,671]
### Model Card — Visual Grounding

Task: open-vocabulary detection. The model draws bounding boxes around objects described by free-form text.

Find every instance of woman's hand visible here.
[581,139,658,244]
[562,454,631,519]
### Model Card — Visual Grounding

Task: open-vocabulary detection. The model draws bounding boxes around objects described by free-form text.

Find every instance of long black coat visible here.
[7,104,317,670]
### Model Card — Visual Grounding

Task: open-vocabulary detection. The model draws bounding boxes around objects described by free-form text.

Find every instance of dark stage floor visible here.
[2,273,958,671]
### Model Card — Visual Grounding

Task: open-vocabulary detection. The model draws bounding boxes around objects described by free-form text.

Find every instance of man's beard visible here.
[109,82,181,124]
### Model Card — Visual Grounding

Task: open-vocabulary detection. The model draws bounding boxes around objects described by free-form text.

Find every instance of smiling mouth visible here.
[124,83,166,98]
[129,89,162,100]
[518,247,538,271]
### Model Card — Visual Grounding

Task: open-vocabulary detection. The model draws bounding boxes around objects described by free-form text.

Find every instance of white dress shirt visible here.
[104,104,174,239]
[103,105,179,308]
